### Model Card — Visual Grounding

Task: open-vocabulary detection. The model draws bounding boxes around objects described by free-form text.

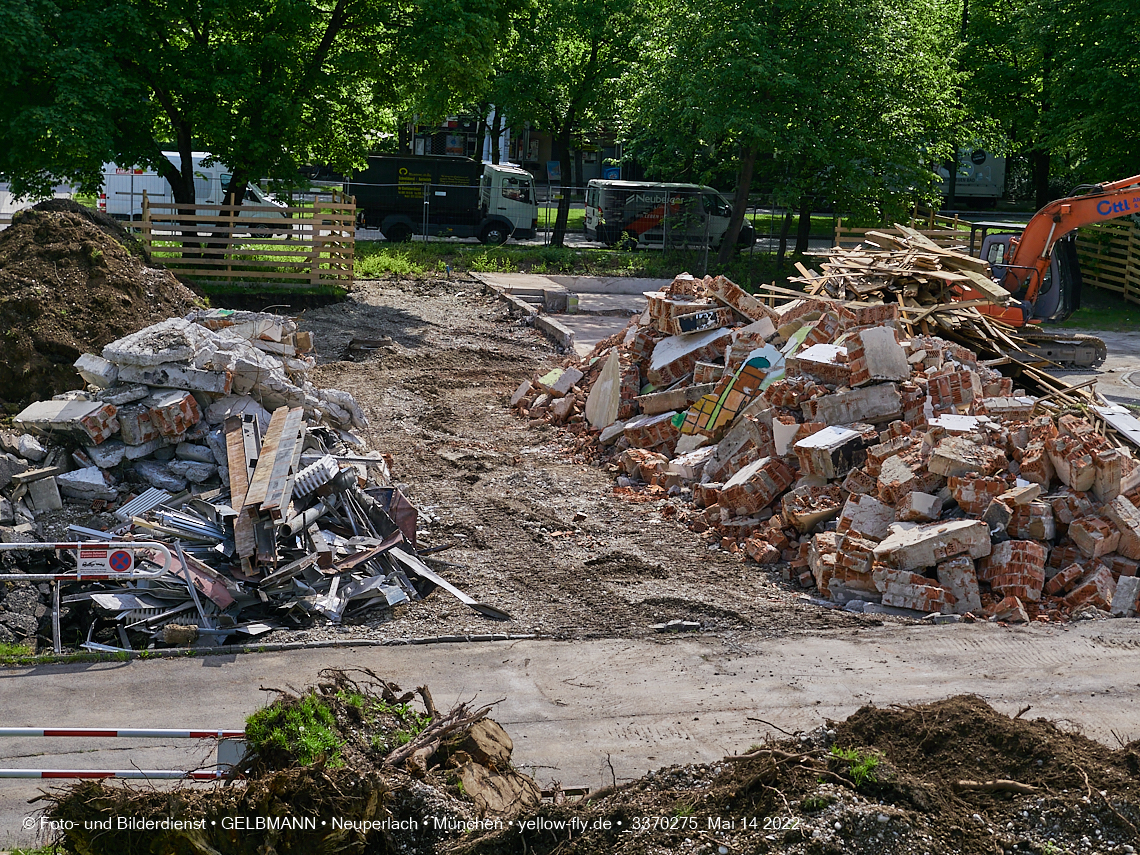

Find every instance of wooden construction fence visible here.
[1076,219,1140,305]
[141,191,354,288]
[834,214,969,250]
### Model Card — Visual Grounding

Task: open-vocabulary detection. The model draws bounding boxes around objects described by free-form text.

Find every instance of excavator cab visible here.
[976,230,1081,323]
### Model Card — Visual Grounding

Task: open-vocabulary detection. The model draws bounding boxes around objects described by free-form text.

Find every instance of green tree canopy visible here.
[627,0,963,261]
[0,0,521,205]
[494,0,645,246]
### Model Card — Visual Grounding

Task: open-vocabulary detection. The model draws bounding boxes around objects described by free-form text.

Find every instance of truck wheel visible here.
[385,223,412,242]
[480,224,510,246]
[621,230,639,251]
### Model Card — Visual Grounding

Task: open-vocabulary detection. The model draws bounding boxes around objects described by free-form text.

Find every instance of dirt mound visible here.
[0,207,203,408]
[450,696,1140,855]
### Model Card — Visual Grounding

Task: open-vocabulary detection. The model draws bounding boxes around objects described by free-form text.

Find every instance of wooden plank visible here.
[244,406,290,510]
[259,407,305,519]
[225,415,257,559]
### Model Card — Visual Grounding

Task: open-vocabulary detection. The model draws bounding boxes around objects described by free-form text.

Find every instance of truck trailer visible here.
[345,156,537,245]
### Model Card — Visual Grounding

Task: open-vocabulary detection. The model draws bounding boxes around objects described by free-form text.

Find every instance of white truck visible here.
[938,148,1006,207]
[0,182,78,220]
[98,152,287,224]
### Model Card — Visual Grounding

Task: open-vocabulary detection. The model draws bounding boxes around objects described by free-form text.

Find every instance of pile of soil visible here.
[40,694,1140,855]
[0,201,203,408]
[453,696,1139,855]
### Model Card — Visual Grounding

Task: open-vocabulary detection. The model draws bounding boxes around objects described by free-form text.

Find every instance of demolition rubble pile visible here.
[509,267,1140,624]
[0,310,472,652]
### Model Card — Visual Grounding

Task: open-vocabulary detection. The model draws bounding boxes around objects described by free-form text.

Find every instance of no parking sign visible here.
[77,546,134,573]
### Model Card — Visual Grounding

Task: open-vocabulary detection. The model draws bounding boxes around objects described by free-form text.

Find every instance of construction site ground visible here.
[4,274,1140,851]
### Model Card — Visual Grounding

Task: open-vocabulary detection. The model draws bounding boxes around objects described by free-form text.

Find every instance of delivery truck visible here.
[584,179,755,250]
[344,155,537,244]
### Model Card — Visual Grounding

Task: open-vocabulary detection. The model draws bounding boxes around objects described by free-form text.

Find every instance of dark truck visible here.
[344,155,537,245]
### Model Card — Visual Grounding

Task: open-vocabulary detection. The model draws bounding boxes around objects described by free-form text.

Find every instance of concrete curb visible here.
[475,274,576,352]
[4,634,548,665]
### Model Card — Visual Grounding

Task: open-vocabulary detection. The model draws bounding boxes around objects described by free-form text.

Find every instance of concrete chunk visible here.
[14,400,120,445]
[536,366,584,398]
[837,493,895,541]
[75,353,119,388]
[937,555,981,615]
[116,362,233,395]
[1109,575,1140,617]
[897,491,942,523]
[57,468,118,501]
[873,519,991,571]
[134,460,189,492]
[95,384,151,406]
[928,436,1007,478]
[27,476,63,513]
[17,434,46,463]
[648,328,732,387]
[102,317,214,367]
[794,426,866,481]
[167,460,217,483]
[806,383,902,425]
[847,327,909,386]
[85,440,127,469]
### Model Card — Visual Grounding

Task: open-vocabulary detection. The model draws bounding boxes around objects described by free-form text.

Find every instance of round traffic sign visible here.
[108,550,133,572]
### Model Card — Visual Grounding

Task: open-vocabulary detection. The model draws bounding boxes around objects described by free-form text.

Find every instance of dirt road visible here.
[286,276,864,645]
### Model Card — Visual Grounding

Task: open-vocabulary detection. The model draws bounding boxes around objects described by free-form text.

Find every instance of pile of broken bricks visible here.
[1,310,500,653]
[509,271,1140,624]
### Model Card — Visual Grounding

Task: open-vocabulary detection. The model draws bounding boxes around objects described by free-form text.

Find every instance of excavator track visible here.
[1017,330,1107,370]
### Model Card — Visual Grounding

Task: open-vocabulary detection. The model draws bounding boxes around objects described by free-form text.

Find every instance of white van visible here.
[99,152,287,227]
[584,179,754,249]
[0,182,78,219]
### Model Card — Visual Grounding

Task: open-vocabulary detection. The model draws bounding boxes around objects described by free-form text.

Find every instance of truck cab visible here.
[479,164,537,243]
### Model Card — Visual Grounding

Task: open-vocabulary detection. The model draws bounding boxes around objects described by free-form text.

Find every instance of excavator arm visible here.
[1006,173,1140,303]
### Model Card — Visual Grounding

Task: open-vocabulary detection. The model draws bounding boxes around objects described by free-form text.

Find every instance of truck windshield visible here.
[503,177,532,204]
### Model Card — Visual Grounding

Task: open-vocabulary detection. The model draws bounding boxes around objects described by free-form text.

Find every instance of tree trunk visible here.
[489,111,503,165]
[794,197,812,255]
[716,142,758,267]
[1031,148,1050,210]
[474,103,489,162]
[551,126,574,247]
[776,208,794,268]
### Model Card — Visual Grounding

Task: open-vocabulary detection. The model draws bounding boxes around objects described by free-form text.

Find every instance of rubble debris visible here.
[0,306,511,654]
[508,268,1140,624]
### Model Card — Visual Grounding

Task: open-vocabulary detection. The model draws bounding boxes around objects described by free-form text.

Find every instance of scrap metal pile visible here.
[510,268,1140,624]
[1,311,484,653]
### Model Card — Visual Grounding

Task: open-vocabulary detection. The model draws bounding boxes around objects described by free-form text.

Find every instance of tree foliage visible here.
[0,0,520,205]
[494,0,644,246]
[628,0,962,258]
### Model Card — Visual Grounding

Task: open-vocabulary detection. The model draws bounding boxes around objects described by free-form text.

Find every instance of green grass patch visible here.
[355,239,801,291]
[0,642,34,658]
[245,692,344,768]
[1059,285,1140,331]
[830,745,880,788]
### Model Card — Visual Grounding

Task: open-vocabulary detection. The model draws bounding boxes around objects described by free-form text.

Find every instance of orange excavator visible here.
[962,173,1140,368]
